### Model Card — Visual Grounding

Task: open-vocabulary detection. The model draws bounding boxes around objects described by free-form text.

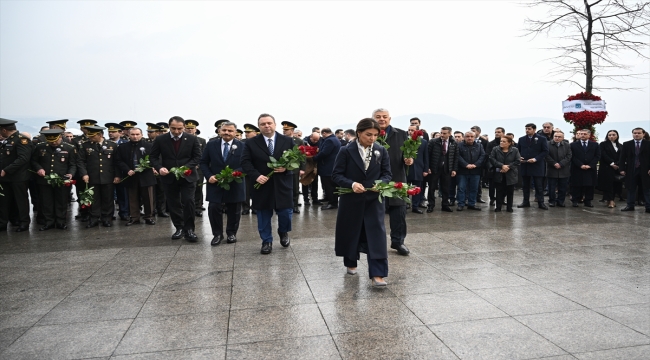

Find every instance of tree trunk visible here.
[584,0,594,93]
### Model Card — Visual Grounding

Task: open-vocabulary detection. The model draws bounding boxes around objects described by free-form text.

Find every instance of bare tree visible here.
[524,0,650,93]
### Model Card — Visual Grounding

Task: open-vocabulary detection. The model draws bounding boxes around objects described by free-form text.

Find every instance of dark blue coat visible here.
[570,140,601,187]
[199,138,246,203]
[332,141,392,260]
[312,134,341,177]
[517,133,549,177]
[406,139,429,182]
[457,141,486,176]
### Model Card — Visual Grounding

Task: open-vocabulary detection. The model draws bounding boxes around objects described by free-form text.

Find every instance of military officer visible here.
[241,123,260,215]
[119,121,137,142]
[77,126,120,228]
[0,118,32,232]
[156,122,169,134]
[31,129,77,230]
[208,119,228,143]
[72,119,97,222]
[106,123,129,221]
[33,119,72,144]
[146,123,162,143]
[185,119,207,216]
[281,121,306,213]
[235,129,243,140]
[146,123,168,217]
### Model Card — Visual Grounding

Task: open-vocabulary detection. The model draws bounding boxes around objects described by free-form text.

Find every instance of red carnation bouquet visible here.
[254,145,306,189]
[377,130,390,149]
[400,130,424,176]
[336,180,421,204]
[37,172,76,187]
[213,165,246,190]
[563,92,607,141]
[298,145,318,157]
[169,166,193,180]
[79,183,94,209]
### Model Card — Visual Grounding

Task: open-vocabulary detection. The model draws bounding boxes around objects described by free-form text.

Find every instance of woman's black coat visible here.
[332,141,392,260]
[489,146,521,186]
[597,140,621,192]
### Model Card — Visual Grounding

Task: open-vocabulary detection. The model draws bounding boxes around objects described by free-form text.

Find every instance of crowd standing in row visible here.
[1,113,649,285]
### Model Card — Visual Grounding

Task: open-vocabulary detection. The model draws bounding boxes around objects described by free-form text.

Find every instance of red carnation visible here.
[183,169,192,176]
[379,130,386,137]
[232,171,242,177]
[394,182,403,189]
[71,180,76,185]
[407,189,416,196]
[64,182,72,187]
[81,205,87,209]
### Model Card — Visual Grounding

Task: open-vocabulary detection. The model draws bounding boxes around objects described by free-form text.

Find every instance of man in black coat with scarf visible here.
[150,116,202,242]
[618,127,650,212]
[373,108,413,256]
[241,113,295,255]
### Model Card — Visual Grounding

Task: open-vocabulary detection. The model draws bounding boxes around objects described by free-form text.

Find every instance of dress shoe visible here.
[538,203,548,210]
[418,203,427,208]
[584,202,594,207]
[171,228,185,240]
[517,202,530,208]
[293,207,300,213]
[548,202,556,207]
[195,212,203,217]
[456,206,464,211]
[185,230,199,242]
[125,219,140,226]
[39,224,55,231]
[241,209,250,215]
[448,200,456,206]
[346,267,357,275]
[506,208,514,213]
[312,201,323,206]
[391,243,410,255]
[157,212,170,218]
[303,200,310,205]
[489,199,495,206]
[411,208,423,214]
[557,202,566,207]
[55,223,67,230]
[226,235,237,243]
[260,242,272,254]
[321,204,338,210]
[372,278,387,287]
[476,198,486,203]
[467,205,482,211]
[86,221,99,228]
[211,235,223,246]
[102,221,112,227]
[426,205,434,213]
[441,206,453,212]
[119,215,129,221]
[145,219,155,225]
[638,201,646,206]
[318,198,328,203]
[621,206,635,212]
[279,232,290,247]
[494,208,502,212]
[572,203,579,207]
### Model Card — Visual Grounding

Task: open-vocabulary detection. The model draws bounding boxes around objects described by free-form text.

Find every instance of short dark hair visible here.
[312,127,320,132]
[408,124,420,130]
[321,128,332,135]
[471,125,482,133]
[410,117,421,124]
[169,116,185,125]
[441,126,452,132]
[257,113,275,123]
[344,129,355,136]
[454,131,463,135]
[632,127,646,134]
[495,127,505,133]
[355,118,380,137]
[335,129,343,134]
[525,123,537,130]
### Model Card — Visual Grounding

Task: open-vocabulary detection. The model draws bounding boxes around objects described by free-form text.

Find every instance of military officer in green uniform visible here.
[235,128,243,140]
[33,119,73,144]
[184,119,207,216]
[145,123,162,143]
[145,123,168,217]
[281,121,306,213]
[119,121,137,142]
[72,119,97,221]
[156,122,169,134]
[31,129,77,230]
[106,123,129,221]
[77,126,120,228]
[0,118,32,232]
[240,123,260,215]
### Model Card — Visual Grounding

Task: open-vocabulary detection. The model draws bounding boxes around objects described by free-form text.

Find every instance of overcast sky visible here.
[1,0,648,134]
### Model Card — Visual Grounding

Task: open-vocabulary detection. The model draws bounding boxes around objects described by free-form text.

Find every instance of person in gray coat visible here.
[545,131,572,207]
[489,137,521,212]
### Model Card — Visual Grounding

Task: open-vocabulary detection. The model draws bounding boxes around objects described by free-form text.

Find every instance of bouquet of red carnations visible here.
[44,173,76,187]
[79,183,94,209]
[298,145,318,157]
[214,166,245,190]
[170,166,192,180]
[400,130,424,176]
[335,180,421,204]
[254,146,306,189]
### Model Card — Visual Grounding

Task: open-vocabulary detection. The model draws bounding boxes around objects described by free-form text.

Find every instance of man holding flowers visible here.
[405,125,428,214]
[200,121,246,246]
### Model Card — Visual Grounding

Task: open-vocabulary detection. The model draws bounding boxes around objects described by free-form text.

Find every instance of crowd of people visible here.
[1,112,649,285]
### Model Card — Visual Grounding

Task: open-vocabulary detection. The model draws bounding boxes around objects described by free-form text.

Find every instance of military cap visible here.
[243,123,260,133]
[236,129,243,135]
[104,123,124,132]
[146,123,162,132]
[281,121,297,130]
[196,129,201,135]
[156,122,169,129]
[214,119,229,128]
[185,119,199,129]
[85,125,106,136]
[40,128,64,142]
[46,119,69,129]
[0,118,18,127]
[119,120,137,128]
[77,119,98,128]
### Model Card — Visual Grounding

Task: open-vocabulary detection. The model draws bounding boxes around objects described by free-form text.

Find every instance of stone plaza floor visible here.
[0,193,648,359]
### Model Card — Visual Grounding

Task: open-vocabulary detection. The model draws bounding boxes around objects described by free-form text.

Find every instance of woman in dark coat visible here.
[332,118,392,287]
[597,130,623,208]
[489,137,521,212]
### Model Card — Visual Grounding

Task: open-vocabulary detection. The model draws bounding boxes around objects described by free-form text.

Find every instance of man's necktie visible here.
[442,140,447,156]
[223,142,229,161]
[268,139,274,155]
[635,141,641,168]
[583,141,587,152]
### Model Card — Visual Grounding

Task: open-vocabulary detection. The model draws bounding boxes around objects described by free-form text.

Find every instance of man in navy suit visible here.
[313,128,342,210]
[618,127,650,212]
[200,121,246,245]
[517,123,550,209]
[241,113,294,255]
[569,129,601,207]
[150,116,202,242]
[406,125,429,213]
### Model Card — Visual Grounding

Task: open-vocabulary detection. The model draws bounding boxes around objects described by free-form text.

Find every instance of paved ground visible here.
[1,192,648,359]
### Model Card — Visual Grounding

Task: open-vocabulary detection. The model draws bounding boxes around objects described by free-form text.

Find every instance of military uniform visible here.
[77,128,118,227]
[145,123,168,217]
[240,123,260,215]
[73,119,98,221]
[185,120,206,215]
[31,131,77,230]
[0,119,32,231]
[281,121,305,213]
[106,123,130,221]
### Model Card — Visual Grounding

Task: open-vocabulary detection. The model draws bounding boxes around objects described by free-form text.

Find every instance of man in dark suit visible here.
[485,127,505,206]
[313,128,341,210]
[374,108,413,256]
[335,129,347,146]
[200,121,246,245]
[471,125,489,203]
[406,125,429,213]
[184,120,207,217]
[241,113,294,255]
[427,126,458,213]
[77,126,120,228]
[150,116,202,242]
[115,127,157,225]
[569,129,601,207]
[618,127,650,212]
[517,123,550,209]
[106,123,130,221]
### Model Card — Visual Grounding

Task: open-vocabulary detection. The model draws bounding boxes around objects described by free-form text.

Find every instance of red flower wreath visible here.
[563,92,608,140]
